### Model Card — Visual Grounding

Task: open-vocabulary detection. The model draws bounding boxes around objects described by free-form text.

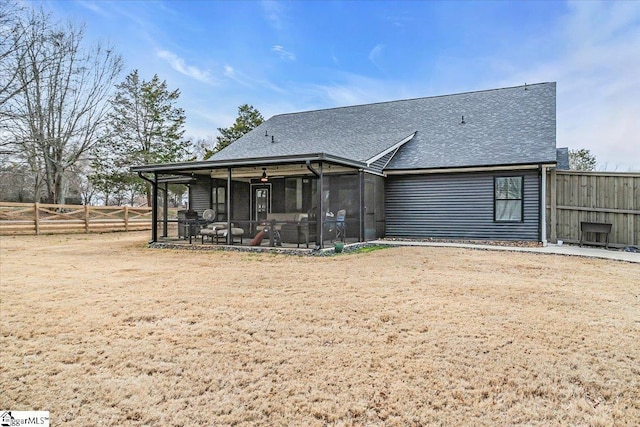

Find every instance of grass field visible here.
[1,232,639,426]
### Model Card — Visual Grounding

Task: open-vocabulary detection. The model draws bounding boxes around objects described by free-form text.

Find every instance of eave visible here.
[130,152,368,174]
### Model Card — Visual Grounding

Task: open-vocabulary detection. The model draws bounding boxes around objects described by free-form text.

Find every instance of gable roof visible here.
[209,82,557,171]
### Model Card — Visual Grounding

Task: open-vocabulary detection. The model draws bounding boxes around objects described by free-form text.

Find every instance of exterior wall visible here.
[190,177,211,213]
[232,181,250,221]
[385,170,540,241]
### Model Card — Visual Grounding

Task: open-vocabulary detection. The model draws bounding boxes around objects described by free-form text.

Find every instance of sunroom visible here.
[131,153,386,249]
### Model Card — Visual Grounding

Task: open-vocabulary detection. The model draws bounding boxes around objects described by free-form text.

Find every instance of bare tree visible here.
[0,1,26,111]
[1,7,123,203]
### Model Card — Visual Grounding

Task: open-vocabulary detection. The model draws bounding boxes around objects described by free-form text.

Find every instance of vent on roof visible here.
[460,115,465,125]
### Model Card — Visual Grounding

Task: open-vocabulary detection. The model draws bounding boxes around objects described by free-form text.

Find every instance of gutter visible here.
[384,162,557,175]
[137,172,154,184]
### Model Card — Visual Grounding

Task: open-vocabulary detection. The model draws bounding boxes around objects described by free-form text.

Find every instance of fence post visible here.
[34,202,40,235]
[549,169,557,242]
[84,205,89,233]
[124,206,129,231]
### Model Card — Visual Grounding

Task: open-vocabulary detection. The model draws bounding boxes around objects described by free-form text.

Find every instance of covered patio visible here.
[132,153,386,249]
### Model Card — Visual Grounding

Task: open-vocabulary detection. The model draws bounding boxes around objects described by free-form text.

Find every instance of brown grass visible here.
[1,232,639,426]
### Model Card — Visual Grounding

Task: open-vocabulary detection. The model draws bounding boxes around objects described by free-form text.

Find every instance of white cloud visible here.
[271,45,296,61]
[222,63,286,93]
[156,50,217,85]
[368,44,385,69]
[75,1,111,17]
[305,72,411,108]
[223,65,235,78]
[261,0,285,31]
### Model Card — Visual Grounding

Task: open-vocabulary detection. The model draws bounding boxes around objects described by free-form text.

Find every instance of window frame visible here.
[211,185,226,220]
[494,176,524,222]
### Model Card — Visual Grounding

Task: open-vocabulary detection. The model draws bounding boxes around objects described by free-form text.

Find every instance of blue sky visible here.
[36,0,640,171]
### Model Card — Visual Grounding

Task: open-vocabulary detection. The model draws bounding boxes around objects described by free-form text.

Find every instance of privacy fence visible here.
[546,170,639,248]
[0,202,159,235]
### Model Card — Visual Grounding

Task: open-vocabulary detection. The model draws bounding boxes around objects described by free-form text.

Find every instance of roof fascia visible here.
[365,132,416,166]
[385,162,557,175]
[130,153,367,174]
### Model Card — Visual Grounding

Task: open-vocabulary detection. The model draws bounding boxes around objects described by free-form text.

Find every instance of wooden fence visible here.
[0,202,159,235]
[546,170,640,248]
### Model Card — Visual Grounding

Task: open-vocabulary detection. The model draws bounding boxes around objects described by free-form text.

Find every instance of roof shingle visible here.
[209,82,557,170]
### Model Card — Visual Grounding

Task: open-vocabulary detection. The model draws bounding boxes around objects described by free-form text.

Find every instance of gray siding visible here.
[190,178,211,213]
[232,182,250,221]
[385,171,540,241]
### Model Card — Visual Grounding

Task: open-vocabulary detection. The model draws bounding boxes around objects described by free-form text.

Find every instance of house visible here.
[131,82,560,247]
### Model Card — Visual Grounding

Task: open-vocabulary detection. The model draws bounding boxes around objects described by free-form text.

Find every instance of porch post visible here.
[359,170,365,242]
[318,162,324,249]
[549,168,557,243]
[540,165,547,246]
[162,182,168,237]
[226,167,232,244]
[151,172,158,243]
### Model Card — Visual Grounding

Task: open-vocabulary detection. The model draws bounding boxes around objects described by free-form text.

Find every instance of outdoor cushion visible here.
[265,213,308,230]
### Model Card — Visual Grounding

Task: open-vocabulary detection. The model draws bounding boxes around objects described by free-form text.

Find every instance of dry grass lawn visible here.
[1,232,639,426]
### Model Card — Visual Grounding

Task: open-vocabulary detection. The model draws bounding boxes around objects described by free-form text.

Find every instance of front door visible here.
[251,184,271,230]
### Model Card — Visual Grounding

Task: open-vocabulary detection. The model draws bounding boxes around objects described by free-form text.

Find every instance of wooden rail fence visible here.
[0,202,159,235]
[546,170,640,248]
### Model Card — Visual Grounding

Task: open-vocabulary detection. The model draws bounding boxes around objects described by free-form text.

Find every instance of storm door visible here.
[251,184,271,228]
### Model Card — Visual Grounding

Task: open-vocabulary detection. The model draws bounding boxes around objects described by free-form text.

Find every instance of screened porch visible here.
[135,156,386,249]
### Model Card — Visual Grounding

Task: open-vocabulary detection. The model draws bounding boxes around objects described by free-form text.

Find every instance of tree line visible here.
[0,2,263,206]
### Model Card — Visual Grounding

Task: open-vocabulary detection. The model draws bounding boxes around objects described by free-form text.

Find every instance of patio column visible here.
[540,165,547,246]
[318,162,324,248]
[162,182,168,237]
[226,167,232,244]
[152,172,158,243]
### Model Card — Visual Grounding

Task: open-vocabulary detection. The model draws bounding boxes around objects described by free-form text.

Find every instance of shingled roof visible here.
[209,82,557,171]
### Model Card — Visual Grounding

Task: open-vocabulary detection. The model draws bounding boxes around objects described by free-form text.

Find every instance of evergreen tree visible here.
[569,148,597,171]
[92,70,192,206]
[203,104,264,159]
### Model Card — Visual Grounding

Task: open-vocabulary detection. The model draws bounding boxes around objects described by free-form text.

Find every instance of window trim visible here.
[494,176,524,222]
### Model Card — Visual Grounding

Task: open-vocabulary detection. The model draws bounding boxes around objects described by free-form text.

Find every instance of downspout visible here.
[227,167,232,244]
[541,165,548,246]
[359,170,365,242]
[138,172,158,243]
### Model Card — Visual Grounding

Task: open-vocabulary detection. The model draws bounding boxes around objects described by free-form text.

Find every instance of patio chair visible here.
[200,222,245,244]
[200,222,227,244]
[215,225,245,244]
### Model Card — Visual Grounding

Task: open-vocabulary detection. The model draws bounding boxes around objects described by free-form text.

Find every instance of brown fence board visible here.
[547,171,639,247]
[0,202,157,235]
